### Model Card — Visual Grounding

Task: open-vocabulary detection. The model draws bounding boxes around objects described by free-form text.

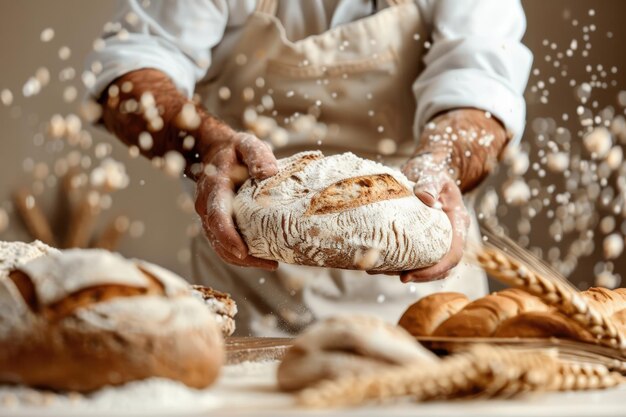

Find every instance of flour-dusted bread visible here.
[0,240,57,277]
[191,285,238,337]
[277,315,437,391]
[234,151,452,272]
[0,244,224,392]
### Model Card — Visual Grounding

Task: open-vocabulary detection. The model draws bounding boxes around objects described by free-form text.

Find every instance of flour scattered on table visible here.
[0,378,221,414]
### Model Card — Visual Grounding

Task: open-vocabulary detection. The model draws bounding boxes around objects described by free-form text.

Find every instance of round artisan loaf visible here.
[277,315,437,391]
[234,151,452,272]
[0,243,224,392]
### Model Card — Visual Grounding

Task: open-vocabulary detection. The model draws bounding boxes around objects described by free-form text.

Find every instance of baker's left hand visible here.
[400,154,470,282]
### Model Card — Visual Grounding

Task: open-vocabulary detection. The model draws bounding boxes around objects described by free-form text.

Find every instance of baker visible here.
[89,0,532,335]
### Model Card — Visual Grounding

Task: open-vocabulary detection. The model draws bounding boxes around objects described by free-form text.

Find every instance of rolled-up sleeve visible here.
[413,0,533,145]
[87,0,229,98]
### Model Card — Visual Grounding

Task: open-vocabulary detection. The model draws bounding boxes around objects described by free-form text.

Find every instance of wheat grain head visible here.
[296,345,561,408]
[466,230,626,352]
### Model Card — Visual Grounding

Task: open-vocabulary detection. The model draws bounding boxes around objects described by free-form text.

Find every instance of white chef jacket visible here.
[88,0,532,145]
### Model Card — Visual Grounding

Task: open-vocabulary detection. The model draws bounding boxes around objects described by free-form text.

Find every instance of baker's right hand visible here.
[194,131,279,270]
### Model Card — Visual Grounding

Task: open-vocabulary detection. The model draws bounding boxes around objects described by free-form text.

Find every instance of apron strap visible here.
[387,0,412,6]
[255,0,278,16]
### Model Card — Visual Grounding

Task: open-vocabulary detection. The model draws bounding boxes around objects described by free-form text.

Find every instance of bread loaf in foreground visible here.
[399,287,626,342]
[0,242,224,392]
[277,315,437,391]
[234,151,452,272]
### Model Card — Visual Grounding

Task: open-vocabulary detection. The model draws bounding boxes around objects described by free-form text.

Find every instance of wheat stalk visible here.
[552,360,624,391]
[12,188,57,246]
[297,345,559,408]
[299,345,625,408]
[473,246,626,352]
[297,345,624,408]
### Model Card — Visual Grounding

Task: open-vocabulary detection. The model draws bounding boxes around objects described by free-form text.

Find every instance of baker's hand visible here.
[97,69,279,269]
[400,155,470,282]
[195,131,279,270]
[397,108,508,281]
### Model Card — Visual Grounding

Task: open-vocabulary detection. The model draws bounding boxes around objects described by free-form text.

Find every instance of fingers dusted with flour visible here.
[195,143,278,271]
[400,108,507,281]
[401,175,469,282]
[234,132,278,180]
[98,68,278,269]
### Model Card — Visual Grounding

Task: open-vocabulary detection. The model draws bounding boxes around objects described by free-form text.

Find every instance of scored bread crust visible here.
[0,246,224,392]
[398,287,626,343]
[234,151,452,272]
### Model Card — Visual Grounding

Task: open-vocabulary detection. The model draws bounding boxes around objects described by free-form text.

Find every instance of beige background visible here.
[0,1,624,287]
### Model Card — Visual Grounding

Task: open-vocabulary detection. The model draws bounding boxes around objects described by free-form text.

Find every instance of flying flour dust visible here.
[0,5,624,317]
[477,7,626,290]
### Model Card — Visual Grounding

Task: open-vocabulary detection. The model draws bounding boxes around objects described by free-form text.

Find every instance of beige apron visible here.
[192,0,488,336]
